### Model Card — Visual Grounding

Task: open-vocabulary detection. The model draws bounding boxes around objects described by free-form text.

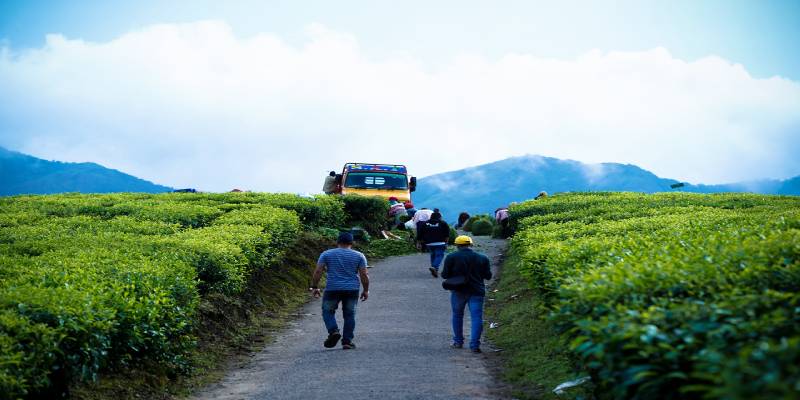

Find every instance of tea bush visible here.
[470,219,494,236]
[341,194,389,235]
[359,238,417,260]
[0,192,338,397]
[463,214,492,232]
[448,227,457,245]
[509,192,800,399]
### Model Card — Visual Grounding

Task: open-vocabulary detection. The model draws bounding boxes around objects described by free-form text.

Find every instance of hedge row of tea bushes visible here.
[507,192,800,399]
[0,192,387,399]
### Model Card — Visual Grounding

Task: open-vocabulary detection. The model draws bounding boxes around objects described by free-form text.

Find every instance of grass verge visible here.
[485,250,592,400]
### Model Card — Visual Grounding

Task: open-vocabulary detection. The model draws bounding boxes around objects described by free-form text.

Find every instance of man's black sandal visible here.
[342,341,356,350]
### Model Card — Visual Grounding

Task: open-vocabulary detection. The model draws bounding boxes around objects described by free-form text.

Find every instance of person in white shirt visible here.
[412,208,434,225]
[322,171,337,194]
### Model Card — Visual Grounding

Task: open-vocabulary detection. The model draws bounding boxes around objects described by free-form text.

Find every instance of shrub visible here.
[491,223,503,238]
[119,201,222,228]
[464,214,493,232]
[349,227,371,244]
[340,195,389,235]
[0,192,315,396]
[508,192,800,399]
[0,309,60,398]
[316,227,340,241]
[359,239,417,260]
[255,193,345,229]
[471,219,494,236]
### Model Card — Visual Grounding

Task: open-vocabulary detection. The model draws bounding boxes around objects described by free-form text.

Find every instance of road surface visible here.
[190,237,507,400]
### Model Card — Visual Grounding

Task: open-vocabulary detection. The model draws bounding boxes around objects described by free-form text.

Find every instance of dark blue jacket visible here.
[417,219,450,244]
[441,248,492,295]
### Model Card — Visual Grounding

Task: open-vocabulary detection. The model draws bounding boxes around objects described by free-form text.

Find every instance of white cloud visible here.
[1,20,799,192]
[581,163,608,185]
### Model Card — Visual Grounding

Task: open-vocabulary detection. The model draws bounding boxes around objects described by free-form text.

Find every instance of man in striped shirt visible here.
[310,232,370,349]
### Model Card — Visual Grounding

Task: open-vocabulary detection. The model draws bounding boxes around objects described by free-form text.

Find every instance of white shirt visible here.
[412,209,434,224]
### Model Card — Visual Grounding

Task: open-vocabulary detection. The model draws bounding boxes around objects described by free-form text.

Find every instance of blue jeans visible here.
[450,291,485,349]
[428,244,446,270]
[321,290,359,342]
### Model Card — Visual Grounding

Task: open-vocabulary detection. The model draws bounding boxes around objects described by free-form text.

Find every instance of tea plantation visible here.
[0,192,387,398]
[506,192,799,399]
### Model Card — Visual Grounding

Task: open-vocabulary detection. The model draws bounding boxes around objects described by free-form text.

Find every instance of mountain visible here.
[0,147,172,195]
[413,155,800,221]
[684,176,800,196]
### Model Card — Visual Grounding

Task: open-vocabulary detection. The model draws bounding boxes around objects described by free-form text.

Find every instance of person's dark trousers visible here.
[450,291,485,350]
[500,219,510,238]
[428,244,447,271]
[321,290,359,343]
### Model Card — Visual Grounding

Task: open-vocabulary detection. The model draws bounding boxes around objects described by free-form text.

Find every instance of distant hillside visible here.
[0,147,172,195]
[684,176,800,196]
[413,155,800,221]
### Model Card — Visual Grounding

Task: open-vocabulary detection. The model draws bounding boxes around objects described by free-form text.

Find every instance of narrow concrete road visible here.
[190,237,507,400]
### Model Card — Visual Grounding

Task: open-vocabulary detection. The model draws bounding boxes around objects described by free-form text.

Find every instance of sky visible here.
[1,0,799,192]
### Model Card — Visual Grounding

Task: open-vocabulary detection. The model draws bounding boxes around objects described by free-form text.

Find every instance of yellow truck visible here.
[335,163,416,202]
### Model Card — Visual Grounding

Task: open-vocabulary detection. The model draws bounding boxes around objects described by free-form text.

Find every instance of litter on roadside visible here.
[553,376,591,395]
[489,322,499,329]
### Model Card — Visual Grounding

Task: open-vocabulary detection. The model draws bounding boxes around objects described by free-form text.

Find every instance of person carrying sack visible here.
[440,235,492,353]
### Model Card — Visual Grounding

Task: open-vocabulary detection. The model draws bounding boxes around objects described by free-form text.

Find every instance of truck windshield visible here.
[344,172,408,190]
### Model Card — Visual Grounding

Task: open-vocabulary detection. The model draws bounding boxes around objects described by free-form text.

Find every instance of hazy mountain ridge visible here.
[0,147,172,195]
[413,155,800,220]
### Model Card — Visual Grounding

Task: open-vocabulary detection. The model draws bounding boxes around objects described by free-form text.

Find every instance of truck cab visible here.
[336,163,416,202]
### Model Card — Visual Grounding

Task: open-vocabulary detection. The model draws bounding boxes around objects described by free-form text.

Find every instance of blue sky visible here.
[0,1,799,192]
[2,0,799,80]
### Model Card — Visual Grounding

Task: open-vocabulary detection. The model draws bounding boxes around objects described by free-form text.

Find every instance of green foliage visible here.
[491,223,504,238]
[509,192,800,399]
[463,214,492,232]
[340,194,389,235]
[359,239,417,260]
[0,191,360,397]
[471,219,494,236]
[449,227,457,245]
[316,227,340,241]
[0,310,61,399]
[159,192,346,229]
[485,253,590,400]
[349,227,371,244]
[120,201,223,228]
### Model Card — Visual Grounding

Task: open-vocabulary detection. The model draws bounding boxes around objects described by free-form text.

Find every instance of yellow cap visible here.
[454,235,473,245]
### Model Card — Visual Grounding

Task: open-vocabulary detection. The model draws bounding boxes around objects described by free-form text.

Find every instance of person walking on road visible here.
[310,232,370,350]
[441,235,492,353]
[417,212,450,278]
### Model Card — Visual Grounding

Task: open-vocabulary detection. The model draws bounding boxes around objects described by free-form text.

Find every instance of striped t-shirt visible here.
[317,248,368,291]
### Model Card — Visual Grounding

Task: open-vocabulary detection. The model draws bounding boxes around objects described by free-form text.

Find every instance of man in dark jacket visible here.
[441,235,492,353]
[417,212,450,278]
